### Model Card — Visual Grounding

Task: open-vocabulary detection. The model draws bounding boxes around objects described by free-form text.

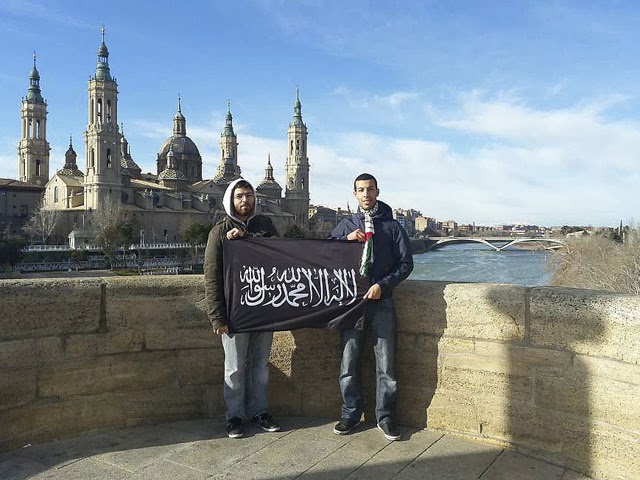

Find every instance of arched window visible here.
[106,99,111,123]
[36,120,41,139]
[90,149,95,168]
[35,159,41,176]
[54,186,59,203]
[97,99,102,123]
[106,148,112,168]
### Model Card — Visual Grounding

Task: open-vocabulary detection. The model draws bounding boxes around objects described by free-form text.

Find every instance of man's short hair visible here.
[353,173,378,191]
[233,180,253,193]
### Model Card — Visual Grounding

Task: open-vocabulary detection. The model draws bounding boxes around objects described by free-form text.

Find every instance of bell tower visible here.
[283,88,310,228]
[18,52,50,185]
[83,27,121,210]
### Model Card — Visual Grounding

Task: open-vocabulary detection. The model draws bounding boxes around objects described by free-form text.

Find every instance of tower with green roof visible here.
[83,26,121,210]
[18,52,50,185]
[283,88,310,228]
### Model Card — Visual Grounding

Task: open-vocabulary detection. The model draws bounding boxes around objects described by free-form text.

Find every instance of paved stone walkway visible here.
[0,417,593,480]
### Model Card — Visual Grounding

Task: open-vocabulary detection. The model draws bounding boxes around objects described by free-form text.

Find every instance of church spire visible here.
[64,136,78,170]
[95,26,112,81]
[26,51,45,103]
[173,95,186,135]
[290,87,305,128]
[222,99,235,137]
[265,154,275,181]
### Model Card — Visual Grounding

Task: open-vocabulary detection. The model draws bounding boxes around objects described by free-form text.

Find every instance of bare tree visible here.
[549,229,640,294]
[91,199,137,269]
[23,204,59,244]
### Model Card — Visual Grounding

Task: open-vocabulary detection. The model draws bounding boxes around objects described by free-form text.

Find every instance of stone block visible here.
[269,345,295,377]
[0,369,37,410]
[204,385,225,417]
[177,348,222,386]
[39,351,177,397]
[103,276,207,330]
[475,400,566,457]
[562,417,640,480]
[395,280,449,335]
[0,337,63,369]
[0,394,125,451]
[0,279,102,338]
[145,324,217,350]
[438,336,475,354]
[0,339,36,368]
[439,352,532,402]
[573,354,639,385]
[269,380,303,416]
[530,287,640,364]
[123,386,207,427]
[397,384,432,428]
[536,369,640,430]
[65,330,145,357]
[427,390,478,434]
[442,283,527,341]
[474,341,572,369]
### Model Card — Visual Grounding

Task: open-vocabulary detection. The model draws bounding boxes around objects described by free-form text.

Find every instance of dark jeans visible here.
[339,296,397,425]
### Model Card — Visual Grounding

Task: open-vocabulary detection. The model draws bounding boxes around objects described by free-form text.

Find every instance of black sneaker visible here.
[333,418,360,435]
[377,422,401,441]
[226,417,244,438]
[252,413,281,432]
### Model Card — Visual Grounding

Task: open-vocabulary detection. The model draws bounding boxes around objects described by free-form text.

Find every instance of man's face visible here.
[354,179,379,211]
[232,186,255,220]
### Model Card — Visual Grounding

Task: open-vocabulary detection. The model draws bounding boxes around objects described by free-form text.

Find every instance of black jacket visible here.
[329,200,413,299]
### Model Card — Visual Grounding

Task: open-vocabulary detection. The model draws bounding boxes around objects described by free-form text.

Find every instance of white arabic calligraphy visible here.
[238,266,359,308]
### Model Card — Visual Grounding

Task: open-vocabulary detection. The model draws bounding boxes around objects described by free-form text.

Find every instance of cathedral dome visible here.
[158,135,200,158]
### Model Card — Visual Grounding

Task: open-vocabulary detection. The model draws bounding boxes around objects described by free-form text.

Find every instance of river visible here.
[409,243,554,286]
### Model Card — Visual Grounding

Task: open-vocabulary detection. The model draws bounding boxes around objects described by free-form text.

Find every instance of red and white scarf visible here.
[359,202,378,276]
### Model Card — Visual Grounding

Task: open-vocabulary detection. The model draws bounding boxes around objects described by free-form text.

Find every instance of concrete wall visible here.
[0,277,638,480]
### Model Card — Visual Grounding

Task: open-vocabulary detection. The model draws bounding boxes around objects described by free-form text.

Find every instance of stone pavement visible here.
[0,417,593,480]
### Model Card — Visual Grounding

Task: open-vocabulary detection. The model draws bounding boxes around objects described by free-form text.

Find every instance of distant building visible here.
[0,179,44,240]
[441,220,458,236]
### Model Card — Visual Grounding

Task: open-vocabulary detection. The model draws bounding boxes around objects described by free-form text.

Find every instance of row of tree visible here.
[1,200,307,272]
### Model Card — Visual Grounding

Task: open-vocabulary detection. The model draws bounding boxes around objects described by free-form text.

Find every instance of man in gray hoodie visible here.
[204,179,280,438]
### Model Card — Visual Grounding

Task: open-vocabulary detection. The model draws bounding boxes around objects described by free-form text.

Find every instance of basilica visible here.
[17,29,310,245]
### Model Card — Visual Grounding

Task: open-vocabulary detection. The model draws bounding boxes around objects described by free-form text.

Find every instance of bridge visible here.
[424,236,566,252]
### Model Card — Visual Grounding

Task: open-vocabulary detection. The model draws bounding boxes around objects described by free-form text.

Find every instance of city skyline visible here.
[1,1,639,227]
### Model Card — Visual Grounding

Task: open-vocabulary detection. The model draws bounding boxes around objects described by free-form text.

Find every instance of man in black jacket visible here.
[204,179,280,439]
[329,173,413,441]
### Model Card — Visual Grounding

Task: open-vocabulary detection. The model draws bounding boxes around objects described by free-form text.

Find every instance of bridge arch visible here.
[425,237,566,252]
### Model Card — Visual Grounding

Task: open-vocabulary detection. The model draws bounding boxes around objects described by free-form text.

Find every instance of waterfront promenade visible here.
[0,417,591,480]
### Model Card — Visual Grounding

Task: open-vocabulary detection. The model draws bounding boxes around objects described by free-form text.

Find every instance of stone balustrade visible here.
[0,277,638,480]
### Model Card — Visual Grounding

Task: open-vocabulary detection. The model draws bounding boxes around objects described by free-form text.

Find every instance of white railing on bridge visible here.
[22,243,205,253]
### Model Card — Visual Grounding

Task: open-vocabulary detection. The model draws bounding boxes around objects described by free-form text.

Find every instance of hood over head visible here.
[223,178,257,224]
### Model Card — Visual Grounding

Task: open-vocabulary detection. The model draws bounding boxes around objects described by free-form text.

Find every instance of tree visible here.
[0,238,26,271]
[92,200,138,269]
[180,218,213,264]
[183,222,212,246]
[23,204,59,244]
[284,223,305,238]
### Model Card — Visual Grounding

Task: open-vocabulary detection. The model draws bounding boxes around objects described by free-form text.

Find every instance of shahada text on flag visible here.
[223,237,370,333]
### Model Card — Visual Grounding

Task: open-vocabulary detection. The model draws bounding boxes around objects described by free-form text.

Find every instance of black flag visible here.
[223,237,369,333]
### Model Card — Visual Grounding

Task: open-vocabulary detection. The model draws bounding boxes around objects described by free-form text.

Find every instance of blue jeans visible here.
[221,331,273,421]
[339,296,398,425]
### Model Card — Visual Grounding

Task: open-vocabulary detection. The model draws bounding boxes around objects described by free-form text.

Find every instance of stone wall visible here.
[0,277,638,480]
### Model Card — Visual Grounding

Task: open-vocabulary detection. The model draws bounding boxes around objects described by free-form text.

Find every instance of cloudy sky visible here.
[1,0,639,227]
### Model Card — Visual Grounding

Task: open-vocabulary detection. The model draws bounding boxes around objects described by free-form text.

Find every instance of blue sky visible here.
[1,0,639,227]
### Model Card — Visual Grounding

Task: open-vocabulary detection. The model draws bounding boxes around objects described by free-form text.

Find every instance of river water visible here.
[409,243,554,286]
